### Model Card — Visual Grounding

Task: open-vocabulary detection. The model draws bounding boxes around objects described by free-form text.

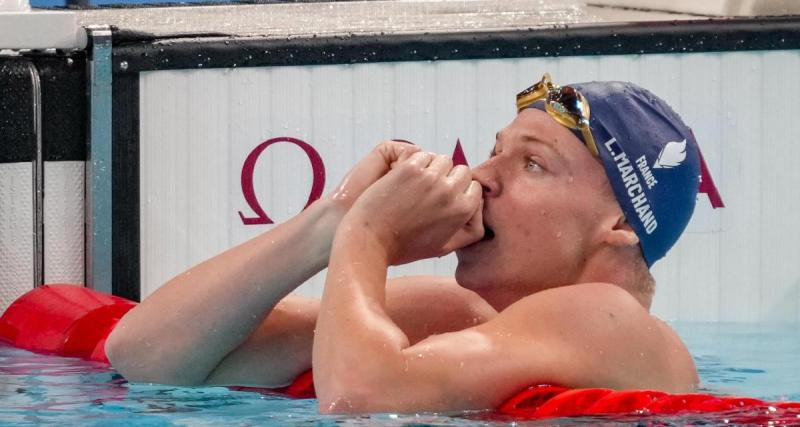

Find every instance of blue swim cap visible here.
[529,81,700,266]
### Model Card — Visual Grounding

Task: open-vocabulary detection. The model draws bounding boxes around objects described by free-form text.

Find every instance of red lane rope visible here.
[496,384,800,423]
[2,285,799,422]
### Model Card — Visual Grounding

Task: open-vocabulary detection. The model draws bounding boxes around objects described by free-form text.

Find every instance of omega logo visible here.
[238,137,326,225]
[238,138,469,225]
[238,136,722,226]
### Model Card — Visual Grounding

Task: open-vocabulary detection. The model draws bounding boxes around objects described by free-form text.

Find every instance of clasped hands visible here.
[329,140,484,265]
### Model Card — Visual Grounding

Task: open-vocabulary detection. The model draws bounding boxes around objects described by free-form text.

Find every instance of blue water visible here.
[1,322,799,426]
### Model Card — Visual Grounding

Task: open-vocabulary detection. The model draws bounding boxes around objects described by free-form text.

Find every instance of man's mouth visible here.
[482,224,495,241]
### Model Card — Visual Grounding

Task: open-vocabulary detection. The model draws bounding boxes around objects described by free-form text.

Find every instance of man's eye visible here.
[526,158,543,172]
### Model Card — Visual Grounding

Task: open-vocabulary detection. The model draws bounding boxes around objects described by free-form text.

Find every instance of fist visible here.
[343,152,484,265]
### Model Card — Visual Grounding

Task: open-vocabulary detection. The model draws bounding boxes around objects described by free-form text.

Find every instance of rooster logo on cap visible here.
[653,139,687,169]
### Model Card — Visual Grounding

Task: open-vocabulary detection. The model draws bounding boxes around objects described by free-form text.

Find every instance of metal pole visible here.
[27,62,44,287]
[85,25,113,294]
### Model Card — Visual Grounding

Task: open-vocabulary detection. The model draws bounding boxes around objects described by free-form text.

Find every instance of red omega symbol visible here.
[238,137,326,225]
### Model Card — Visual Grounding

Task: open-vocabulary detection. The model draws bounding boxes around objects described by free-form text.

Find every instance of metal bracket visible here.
[85,26,113,294]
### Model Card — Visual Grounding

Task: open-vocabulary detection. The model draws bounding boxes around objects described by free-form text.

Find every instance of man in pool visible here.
[106,73,701,413]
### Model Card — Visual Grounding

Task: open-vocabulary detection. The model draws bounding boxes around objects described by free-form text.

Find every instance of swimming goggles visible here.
[515,73,599,157]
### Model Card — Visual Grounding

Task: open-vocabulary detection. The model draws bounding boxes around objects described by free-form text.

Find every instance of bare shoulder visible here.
[385,276,498,344]
[498,283,698,392]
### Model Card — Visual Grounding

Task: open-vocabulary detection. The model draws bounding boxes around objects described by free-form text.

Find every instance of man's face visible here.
[455,108,620,296]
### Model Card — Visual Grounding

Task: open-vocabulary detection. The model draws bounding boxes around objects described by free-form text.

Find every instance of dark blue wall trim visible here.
[112,16,800,74]
[0,59,36,163]
[112,73,141,302]
[0,53,87,164]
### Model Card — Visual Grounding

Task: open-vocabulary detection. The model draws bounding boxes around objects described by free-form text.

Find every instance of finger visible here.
[446,165,473,193]
[465,197,484,231]
[404,151,435,169]
[441,203,484,254]
[391,143,422,167]
[427,154,453,177]
[463,181,483,209]
[378,140,421,169]
[359,141,416,180]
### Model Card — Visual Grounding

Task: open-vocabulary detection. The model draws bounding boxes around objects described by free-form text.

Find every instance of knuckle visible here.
[451,164,468,175]
[422,168,439,181]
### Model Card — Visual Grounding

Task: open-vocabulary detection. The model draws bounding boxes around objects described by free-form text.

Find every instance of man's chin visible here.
[454,257,490,291]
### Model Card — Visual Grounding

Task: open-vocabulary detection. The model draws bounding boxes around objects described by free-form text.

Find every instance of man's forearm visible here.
[314,224,411,412]
[106,197,345,385]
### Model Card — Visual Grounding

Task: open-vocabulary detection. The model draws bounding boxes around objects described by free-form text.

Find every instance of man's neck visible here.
[576,251,653,311]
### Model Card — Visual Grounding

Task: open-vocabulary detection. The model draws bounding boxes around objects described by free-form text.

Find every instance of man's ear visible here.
[604,215,640,247]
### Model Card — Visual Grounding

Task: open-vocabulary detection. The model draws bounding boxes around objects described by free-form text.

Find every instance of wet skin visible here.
[312,109,698,412]
[106,110,699,415]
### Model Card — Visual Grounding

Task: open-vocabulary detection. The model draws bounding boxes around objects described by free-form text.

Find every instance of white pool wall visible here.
[137,50,800,323]
[0,161,85,314]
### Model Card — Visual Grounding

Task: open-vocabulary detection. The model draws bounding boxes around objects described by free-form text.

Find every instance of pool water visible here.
[1,322,799,426]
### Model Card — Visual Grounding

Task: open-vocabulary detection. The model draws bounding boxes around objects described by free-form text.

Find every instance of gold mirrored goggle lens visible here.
[515,73,552,113]
[515,74,600,157]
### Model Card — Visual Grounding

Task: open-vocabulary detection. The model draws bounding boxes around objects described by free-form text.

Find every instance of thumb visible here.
[381,140,421,169]
[440,198,484,254]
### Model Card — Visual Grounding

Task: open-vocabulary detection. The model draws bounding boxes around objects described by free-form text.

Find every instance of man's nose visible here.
[471,162,501,197]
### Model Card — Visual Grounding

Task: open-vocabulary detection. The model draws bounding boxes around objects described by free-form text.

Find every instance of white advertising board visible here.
[139,51,800,322]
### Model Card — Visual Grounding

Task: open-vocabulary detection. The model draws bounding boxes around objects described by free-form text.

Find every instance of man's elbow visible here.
[104,328,202,386]
[317,384,378,414]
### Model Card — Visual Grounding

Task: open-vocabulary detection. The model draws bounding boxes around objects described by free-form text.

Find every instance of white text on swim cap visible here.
[604,138,658,234]
[635,155,658,190]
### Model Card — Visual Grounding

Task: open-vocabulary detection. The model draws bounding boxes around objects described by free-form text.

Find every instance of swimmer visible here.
[105,74,701,413]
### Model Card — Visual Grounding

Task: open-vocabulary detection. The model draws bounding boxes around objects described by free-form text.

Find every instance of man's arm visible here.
[313,150,487,411]
[202,276,497,387]
[312,152,697,413]
[316,273,696,413]
[105,141,420,387]
[106,198,343,386]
